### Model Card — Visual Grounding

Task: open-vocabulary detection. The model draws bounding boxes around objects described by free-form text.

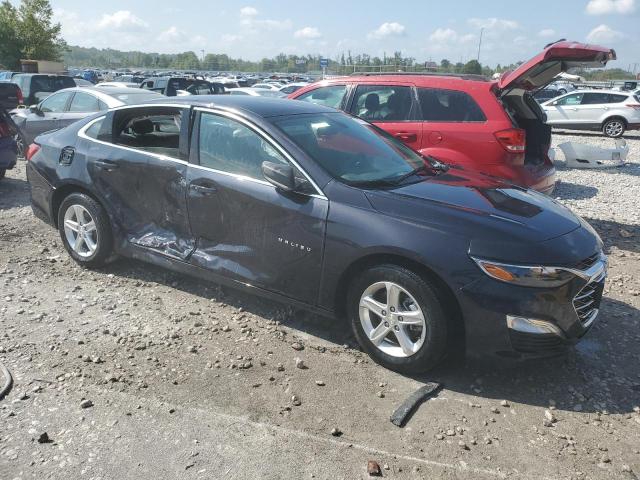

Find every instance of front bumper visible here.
[459,254,606,359]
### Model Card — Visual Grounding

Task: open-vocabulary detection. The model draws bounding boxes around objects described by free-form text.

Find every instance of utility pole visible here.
[477,28,484,63]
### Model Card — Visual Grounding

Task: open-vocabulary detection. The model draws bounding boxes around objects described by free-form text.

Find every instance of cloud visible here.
[538,28,556,37]
[586,0,635,14]
[239,6,258,17]
[294,27,322,39]
[468,18,519,30]
[368,22,406,40]
[97,10,149,32]
[157,26,186,43]
[429,28,458,43]
[586,24,624,42]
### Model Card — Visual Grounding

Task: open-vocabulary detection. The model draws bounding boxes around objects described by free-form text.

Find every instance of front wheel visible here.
[57,193,113,268]
[348,265,448,373]
[602,118,626,138]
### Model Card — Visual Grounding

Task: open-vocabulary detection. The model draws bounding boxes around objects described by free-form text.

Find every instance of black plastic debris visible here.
[390,382,442,427]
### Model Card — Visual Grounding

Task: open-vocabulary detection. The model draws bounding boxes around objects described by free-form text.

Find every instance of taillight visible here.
[17,87,24,105]
[626,104,640,110]
[25,143,40,161]
[494,128,526,153]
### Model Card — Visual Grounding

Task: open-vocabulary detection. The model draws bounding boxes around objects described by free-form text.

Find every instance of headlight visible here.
[471,257,575,288]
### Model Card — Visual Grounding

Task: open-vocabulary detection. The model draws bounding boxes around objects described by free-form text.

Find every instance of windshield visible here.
[31,76,75,93]
[273,113,430,185]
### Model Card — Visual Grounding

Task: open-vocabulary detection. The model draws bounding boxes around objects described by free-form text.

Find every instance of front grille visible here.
[573,277,604,326]
[573,252,600,271]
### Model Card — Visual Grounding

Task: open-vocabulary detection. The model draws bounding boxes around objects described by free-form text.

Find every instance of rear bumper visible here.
[26,161,55,226]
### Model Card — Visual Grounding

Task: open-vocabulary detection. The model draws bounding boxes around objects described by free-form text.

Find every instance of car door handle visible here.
[190,184,217,195]
[94,160,119,171]
[394,132,417,142]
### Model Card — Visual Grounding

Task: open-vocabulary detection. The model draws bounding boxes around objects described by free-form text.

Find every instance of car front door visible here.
[544,92,584,126]
[347,83,421,148]
[81,106,194,259]
[21,91,73,143]
[186,109,328,304]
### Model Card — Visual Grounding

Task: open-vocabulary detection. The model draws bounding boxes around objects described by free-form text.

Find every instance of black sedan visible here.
[25,96,607,372]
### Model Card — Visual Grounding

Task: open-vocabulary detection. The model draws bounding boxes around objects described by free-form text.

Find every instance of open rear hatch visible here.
[497,40,616,92]
[495,41,615,172]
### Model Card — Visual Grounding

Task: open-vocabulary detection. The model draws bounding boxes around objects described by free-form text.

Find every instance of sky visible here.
[34,0,640,69]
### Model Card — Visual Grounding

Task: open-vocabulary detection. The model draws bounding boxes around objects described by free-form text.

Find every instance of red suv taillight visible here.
[494,128,526,153]
[25,143,41,161]
[17,87,24,105]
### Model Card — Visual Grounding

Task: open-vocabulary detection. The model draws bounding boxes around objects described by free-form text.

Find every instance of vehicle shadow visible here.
[553,129,640,140]
[553,180,598,200]
[411,295,640,415]
[585,216,640,254]
[0,175,30,210]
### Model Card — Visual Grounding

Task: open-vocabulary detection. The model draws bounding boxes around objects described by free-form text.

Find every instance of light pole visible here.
[477,28,484,63]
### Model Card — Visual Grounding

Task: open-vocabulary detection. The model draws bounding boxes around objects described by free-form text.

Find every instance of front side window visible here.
[555,93,584,106]
[40,91,73,113]
[113,107,182,157]
[69,92,101,112]
[418,88,486,122]
[199,113,288,180]
[273,113,427,185]
[296,85,347,109]
[350,85,412,122]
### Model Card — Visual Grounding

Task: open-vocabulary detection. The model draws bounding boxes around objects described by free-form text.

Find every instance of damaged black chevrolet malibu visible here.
[26,96,607,373]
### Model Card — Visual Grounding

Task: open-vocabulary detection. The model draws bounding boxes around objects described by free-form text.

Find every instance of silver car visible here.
[541,89,640,138]
[12,87,163,155]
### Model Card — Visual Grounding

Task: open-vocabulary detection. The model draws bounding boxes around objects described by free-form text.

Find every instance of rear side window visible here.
[113,108,182,158]
[349,85,412,122]
[296,85,347,109]
[198,112,288,180]
[84,118,104,139]
[69,92,101,112]
[581,93,610,104]
[608,94,628,103]
[418,88,486,122]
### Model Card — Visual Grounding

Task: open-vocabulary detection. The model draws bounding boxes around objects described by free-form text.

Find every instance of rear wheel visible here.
[348,265,448,373]
[57,193,113,268]
[602,118,626,138]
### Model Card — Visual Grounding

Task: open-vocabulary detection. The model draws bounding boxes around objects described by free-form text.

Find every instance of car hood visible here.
[497,41,615,92]
[365,168,581,243]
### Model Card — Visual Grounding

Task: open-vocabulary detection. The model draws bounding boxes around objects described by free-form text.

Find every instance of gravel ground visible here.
[1,131,639,480]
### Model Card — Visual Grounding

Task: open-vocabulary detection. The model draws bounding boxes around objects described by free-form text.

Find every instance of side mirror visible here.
[262,161,296,192]
[30,104,43,116]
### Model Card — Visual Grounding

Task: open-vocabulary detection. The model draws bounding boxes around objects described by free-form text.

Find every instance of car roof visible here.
[149,95,337,117]
[566,89,632,95]
[314,73,491,89]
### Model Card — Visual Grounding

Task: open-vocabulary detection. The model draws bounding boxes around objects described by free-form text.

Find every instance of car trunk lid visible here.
[496,41,616,93]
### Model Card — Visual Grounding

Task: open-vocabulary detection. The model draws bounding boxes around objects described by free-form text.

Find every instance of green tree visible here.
[0,2,21,69]
[16,0,67,61]
[440,59,451,70]
[462,59,482,75]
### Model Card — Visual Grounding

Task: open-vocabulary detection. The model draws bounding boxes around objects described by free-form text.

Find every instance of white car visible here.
[228,87,285,98]
[542,89,640,137]
[96,82,140,88]
[279,82,308,95]
[251,83,283,91]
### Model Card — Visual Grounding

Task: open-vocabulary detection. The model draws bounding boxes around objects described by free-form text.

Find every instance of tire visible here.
[348,264,449,373]
[57,193,113,268]
[558,88,567,95]
[15,133,26,160]
[602,118,626,138]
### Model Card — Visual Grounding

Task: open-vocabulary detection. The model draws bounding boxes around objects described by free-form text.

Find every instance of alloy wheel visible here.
[604,121,624,137]
[359,281,427,358]
[63,204,99,258]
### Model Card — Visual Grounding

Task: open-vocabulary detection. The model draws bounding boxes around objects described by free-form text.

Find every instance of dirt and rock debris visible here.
[1,131,639,479]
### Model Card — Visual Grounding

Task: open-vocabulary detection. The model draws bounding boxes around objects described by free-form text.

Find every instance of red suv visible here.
[289,41,615,194]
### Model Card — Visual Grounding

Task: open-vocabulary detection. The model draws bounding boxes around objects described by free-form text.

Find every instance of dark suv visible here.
[11,74,76,106]
[290,41,616,195]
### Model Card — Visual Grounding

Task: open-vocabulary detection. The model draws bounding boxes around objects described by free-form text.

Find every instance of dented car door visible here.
[186,109,328,304]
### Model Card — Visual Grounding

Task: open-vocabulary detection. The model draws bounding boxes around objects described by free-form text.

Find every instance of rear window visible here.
[31,75,75,93]
[106,92,162,105]
[417,88,486,122]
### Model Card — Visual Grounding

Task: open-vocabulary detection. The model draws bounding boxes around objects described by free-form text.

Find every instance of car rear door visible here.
[576,92,611,125]
[185,108,328,304]
[57,91,107,129]
[346,82,422,149]
[81,105,195,259]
